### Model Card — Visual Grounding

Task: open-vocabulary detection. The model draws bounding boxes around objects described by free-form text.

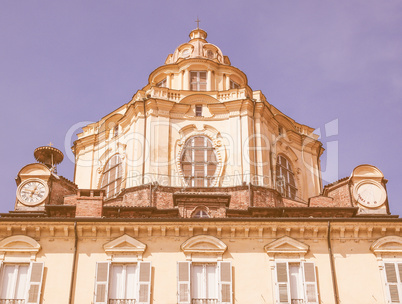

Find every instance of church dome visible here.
[165,28,230,65]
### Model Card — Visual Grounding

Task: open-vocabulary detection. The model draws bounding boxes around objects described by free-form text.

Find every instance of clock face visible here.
[17,179,48,206]
[354,181,386,208]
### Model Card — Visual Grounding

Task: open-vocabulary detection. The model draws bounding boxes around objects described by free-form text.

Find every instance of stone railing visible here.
[0,300,25,304]
[109,299,136,304]
[191,299,218,304]
[145,87,248,103]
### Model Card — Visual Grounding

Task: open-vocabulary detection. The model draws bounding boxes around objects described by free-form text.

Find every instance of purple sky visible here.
[1,1,401,214]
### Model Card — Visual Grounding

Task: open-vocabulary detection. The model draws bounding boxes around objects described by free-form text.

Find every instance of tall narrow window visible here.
[181,136,218,187]
[276,155,297,199]
[95,261,151,304]
[190,71,207,91]
[101,155,123,198]
[177,261,232,304]
[274,261,318,304]
[195,105,203,117]
[109,264,137,303]
[0,264,29,301]
[192,264,218,303]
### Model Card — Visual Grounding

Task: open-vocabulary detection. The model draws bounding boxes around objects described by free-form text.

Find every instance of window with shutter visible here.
[274,261,319,304]
[219,261,232,304]
[178,262,191,304]
[383,262,402,303]
[0,262,44,304]
[178,262,231,304]
[95,261,151,304]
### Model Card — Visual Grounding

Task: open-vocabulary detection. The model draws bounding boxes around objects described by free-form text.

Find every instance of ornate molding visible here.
[181,235,227,261]
[103,234,146,261]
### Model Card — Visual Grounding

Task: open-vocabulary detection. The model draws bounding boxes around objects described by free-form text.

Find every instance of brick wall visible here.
[325,182,353,207]
[75,198,103,217]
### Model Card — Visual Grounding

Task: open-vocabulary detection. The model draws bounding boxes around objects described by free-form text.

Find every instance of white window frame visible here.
[273,259,319,304]
[94,261,151,304]
[0,262,45,304]
[177,261,232,304]
[0,236,44,304]
[190,71,207,91]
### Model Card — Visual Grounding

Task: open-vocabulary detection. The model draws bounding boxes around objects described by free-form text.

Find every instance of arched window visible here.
[192,208,210,218]
[181,136,217,187]
[276,155,297,199]
[101,155,123,198]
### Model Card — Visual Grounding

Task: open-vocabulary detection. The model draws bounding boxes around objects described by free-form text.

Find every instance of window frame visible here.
[276,155,297,199]
[229,80,239,90]
[156,78,167,88]
[195,105,203,117]
[177,261,232,304]
[273,260,319,304]
[94,261,151,304]
[101,154,123,199]
[192,208,210,218]
[190,71,207,91]
[0,262,44,304]
[180,136,218,187]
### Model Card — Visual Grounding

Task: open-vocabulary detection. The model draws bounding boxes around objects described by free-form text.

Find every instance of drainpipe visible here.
[327,221,340,304]
[68,222,78,304]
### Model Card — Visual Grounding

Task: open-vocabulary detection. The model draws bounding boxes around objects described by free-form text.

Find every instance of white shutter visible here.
[218,261,232,304]
[138,261,151,304]
[177,261,191,304]
[302,262,319,304]
[384,263,401,303]
[94,262,110,304]
[26,262,44,304]
[275,262,290,304]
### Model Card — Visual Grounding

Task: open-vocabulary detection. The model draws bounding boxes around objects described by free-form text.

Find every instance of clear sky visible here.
[0,1,401,214]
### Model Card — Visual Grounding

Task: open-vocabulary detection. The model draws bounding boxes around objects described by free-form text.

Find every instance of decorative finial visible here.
[195,17,201,29]
[48,142,53,147]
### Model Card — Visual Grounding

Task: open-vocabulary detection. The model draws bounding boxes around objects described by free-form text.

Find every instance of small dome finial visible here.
[189,17,207,41]
[34,145,64,174]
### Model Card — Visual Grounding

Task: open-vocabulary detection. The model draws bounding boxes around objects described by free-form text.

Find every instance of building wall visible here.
[1,220,400,304]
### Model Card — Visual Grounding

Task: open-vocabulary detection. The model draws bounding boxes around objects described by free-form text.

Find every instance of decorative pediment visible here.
[371,236,402,255]
[181,235,227,261]
[0,235,41,261]
[103,234,146,260]
[264,236,309,257]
